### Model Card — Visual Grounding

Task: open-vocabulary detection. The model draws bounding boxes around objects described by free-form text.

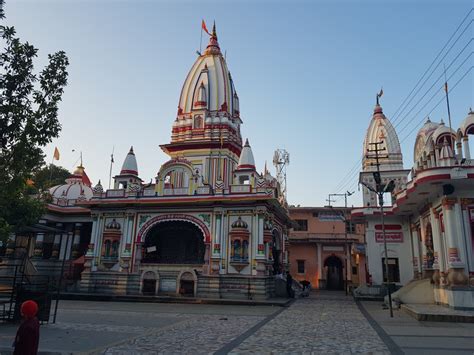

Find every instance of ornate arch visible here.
[137,214,211,243]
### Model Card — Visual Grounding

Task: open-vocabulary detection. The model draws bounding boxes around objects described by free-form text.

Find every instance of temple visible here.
[353,97,474,309]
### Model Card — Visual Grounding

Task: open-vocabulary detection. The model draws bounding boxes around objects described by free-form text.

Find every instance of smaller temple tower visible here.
[114,147,142,190]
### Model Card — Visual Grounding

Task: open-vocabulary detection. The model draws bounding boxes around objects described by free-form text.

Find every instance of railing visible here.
[106,189,125,198]
[163,187,189,196]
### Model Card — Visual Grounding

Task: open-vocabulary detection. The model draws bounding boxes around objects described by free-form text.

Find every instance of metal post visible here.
[379,193,393,317]
[53,231,70,323]
[344,194,348,296]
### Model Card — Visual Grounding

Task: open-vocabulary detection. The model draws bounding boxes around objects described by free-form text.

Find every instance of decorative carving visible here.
[198,214,211,226]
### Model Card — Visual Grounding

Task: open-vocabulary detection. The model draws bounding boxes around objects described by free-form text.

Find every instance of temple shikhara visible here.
[3,25,291,299]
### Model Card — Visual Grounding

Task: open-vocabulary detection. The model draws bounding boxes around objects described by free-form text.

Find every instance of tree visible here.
[30,164,71,193]
[0,0,69,243]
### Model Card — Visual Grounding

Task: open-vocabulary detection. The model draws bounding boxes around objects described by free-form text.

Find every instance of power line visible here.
[330,9,473,198]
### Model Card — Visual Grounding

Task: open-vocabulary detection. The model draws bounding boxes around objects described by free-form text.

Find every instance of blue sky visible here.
[6,0,473,207]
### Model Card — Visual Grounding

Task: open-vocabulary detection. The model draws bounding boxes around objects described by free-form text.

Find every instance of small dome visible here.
[92,180,104,194]
[49,165,93,206]
[231,217,248,229]
[432,121,456,145]
[120,146,138,176]
[106,219,121,230]
[413,118,440,163]
[237,139,256,170]
[460,109,474,137]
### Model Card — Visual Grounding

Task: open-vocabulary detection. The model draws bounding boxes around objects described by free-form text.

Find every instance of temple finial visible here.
[376,87,383,106]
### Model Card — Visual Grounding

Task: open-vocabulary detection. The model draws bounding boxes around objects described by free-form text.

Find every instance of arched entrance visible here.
[325,255,344,290]
[142,271,157,295]
[142,221,205,264]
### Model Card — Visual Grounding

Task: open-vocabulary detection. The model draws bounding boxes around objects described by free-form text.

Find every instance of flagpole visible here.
[48,153,55,189]
[444,65,454,152]
[108,146,114,189]
[200,23,203,55]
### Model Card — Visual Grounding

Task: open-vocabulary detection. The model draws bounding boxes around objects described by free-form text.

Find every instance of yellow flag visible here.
[53,147,60,160]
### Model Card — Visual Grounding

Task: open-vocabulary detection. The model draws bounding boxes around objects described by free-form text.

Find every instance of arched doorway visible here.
[325,255,344,290]
[142,271,157,295]
[142,221,205,264]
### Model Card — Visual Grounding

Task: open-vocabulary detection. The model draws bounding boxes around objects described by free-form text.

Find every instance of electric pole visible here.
[365,140,395,318]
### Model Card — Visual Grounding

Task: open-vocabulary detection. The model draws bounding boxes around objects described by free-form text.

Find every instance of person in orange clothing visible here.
[13,300,40,355]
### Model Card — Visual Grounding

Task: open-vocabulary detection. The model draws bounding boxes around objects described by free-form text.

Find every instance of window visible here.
[294,220,308,231]
[352,266,358,275]
[297,260,305,274]
[346,221,356,233]
[312,212,319,217]
[382,258,400,283]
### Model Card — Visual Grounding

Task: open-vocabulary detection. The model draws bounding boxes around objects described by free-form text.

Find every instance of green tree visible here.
[31,164,71,193]
[0,0,69,243]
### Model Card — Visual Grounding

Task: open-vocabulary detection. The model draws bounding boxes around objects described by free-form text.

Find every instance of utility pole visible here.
[365,140,394,318]
[328,192,354,295]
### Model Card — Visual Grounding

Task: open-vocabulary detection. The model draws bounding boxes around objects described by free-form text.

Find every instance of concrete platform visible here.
[59,292,291,307]
[401,303,474,323]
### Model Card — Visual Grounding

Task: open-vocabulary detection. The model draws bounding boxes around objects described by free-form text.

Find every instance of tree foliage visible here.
[0,0,69,242]
[31,164,71,193]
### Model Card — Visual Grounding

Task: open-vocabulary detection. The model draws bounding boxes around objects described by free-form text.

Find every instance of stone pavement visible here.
[103,291,390,354]
[360,300,474,354]
[3,293,471,354]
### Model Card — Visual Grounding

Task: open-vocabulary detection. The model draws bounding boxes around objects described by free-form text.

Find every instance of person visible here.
[286,272,294,298]
[13,300,40,355]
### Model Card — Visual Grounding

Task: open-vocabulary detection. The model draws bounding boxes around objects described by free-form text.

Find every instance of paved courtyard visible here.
[0,291,473,354]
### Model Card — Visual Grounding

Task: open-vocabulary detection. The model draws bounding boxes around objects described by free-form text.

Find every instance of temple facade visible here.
[353,100,474,309]
[76,25,291,299]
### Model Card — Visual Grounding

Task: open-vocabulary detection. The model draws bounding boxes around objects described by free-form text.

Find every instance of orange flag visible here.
[53,147,60,160]
[202,20,210,35]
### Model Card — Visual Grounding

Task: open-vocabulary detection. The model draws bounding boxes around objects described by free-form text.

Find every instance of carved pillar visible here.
[430,209,442,285]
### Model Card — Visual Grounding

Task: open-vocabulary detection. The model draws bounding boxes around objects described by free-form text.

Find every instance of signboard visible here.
[375,232,403,243]
[450,167,468,179]
[323,246,344,252]
[159,278,177,292]
[146,246,157,253]
[318,212,343,222]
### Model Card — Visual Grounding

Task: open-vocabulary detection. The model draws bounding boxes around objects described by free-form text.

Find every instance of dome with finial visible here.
[459,108,474,137]
[176,22,240,118]
[92,180,104,194]
[49,164,93,206]
[432,120,456,145]
[237,139,256,170]
[362,97,403,172]
[414,117,440,163]
[231,217,248,229]
[106,219,121,230]
[120,146,139,176]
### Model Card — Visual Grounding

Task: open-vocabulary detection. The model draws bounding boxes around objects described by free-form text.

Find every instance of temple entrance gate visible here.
[325,255,344,290]
[142,221,205,264]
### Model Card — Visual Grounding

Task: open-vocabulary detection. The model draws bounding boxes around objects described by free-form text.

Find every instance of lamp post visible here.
[327,191,354,295]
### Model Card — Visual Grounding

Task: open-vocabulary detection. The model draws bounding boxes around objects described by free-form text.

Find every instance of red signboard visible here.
[375,232,403,243]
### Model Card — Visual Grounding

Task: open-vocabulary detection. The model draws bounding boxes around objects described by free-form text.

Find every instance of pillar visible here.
[71,223,82,259]
[52,223,63,259]
[430,209,443,284]
[443,199,468,286]
[411,227,422,278]
[462,136,470,159]
[317,243,322,288]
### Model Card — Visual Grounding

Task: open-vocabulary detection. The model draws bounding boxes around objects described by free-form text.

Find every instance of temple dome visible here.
[414,118,440,163]
[120,146,138,176]
[237,139,255,170]
[177,24,239,117]
[362,104,403,171]
[432,121,456,145]
[49,164,93,206]
[459,109,474,137]
[231,217,248,229]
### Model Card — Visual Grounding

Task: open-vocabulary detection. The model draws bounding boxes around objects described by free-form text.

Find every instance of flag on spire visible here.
[378,88,383,98]
[202,20,210,35]
[53,147,60,160]
[444,81,448,93]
